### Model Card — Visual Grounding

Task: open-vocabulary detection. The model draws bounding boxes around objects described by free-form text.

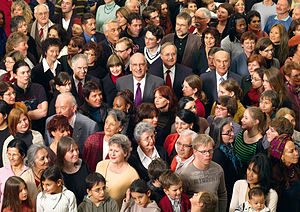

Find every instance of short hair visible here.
[47,115,71,138]
[255,37,273,54]
[107,54,124,70]
[0,100,9,116]
[56,136,79,169]
[216,96,238,117]
[102,19,119,32]
[259,90,279,110]
[176,11,192,26]
[108,134,132,160]
[48,24,69,46]
[26,143,48,168]
[0,81,12,97]
[218,3,234,17]
[240,31,257,43]
[41,38,62,58]
[220,78,243,100]
[269,117,294,136]
[107,109,127,128]
[54,72,71,86]
[209,117,232,148]
[202,27,221,48]
[276,107,296,119]
[41,166,63,185]
[178,129,198,142]
[4,50,24,64]
[6,32,28,53]
[148,158,169,181]
[81,13,95,25]
[178,96,195,110]
[83,42,102,60]
[253,67,265,81]
[192,134,214,150]
[146,25,164,40]
[198,191,218,212]
[142,6,158,21]
[116,37,133,50]
[34,4,49,14]
[208,46,222,56]
[247,55,266,68]
[159,170,182,189]
[283,61,300,78]
[134,121,154,141]
[135,103,158,123]
[82,80,102,99]
[198,7,211,18]
[116,7,131,21]
[161,42,177,54]
[288,19,300,38]
[8,108,31,136]
[127,13,143,25]
[10,16,26,33]
[71,53,88,67]
[69,36,85,51]
[7,139,28,158]
[13,60,29,74]
[115,89,135,114]
[130,179,150,194]
[176,109,200,133]
[154,86,178,113]
[248,187,265,200]
[85,172,106,190]
[246,10,261,23]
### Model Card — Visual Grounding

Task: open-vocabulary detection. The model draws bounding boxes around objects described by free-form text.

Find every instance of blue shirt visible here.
[83,31,97,43]
[264,14,292,34]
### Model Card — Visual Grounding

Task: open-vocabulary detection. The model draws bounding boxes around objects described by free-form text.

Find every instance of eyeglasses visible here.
[221,128,233,136]
[196,149,213,155]
[176,141,192,148]
[91,186,106,193]
[115,48,128,53]
[251,77,262,82]
[263,48,274,53]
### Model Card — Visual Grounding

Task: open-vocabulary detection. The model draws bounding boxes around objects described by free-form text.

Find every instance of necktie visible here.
[39,27,43,39]
[91,37,95,42]
[78,81,83,102]
[220,77,224,83]
[166,70,172,88]
[135,82,142,107]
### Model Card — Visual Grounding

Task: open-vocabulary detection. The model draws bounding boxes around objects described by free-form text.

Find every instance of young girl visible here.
[234,107,267,171]
[211,78,245,124]
[1,176,34,212]
[244,68,264,107]
[36,166,77,212]
[120,179,160,212]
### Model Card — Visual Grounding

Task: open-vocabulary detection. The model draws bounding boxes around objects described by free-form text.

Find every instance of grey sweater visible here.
[78,194,119,212]
[180,161,227,212]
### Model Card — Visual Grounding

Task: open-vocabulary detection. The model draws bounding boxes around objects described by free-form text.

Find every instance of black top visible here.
[120,29,146,53]
[191,47,208,75]
[174,33,188,64]
[101,73,118,108]
[62,160,90,205]
[87,62,107,80]
[59,55,73,75]
[0,127,11,167]
[128,146,169,182]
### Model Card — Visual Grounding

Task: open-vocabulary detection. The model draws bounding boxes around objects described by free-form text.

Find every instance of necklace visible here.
[289,167,295,178]
[104,3,116,14]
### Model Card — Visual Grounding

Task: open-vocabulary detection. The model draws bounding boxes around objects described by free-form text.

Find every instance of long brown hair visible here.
[8,108,31,136]
[1,176,33,212]
[184,75,207,104]
[56,136,79,170]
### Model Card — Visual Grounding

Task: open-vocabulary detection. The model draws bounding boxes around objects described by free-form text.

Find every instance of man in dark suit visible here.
[116,52,164,106]
[148,42,192,100]
[161,11,201,69]
[70,54,99,106]
[81,13,105,44]
[201,50,242,116]
[52,0,79,37]
[44,92,99,154]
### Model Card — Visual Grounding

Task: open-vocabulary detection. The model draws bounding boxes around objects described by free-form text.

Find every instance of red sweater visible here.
[158,193,191,212]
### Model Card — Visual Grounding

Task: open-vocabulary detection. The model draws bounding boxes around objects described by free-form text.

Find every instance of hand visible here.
[125,188,131,203]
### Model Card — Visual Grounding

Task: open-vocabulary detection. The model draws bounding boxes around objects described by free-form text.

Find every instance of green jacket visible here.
[78,194,119,212]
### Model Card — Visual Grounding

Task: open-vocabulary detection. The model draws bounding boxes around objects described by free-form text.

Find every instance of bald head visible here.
[213,50,230,76]
[130,53,148,81]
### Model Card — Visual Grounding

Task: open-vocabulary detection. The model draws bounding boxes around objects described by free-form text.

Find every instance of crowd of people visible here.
[0,0,300,211]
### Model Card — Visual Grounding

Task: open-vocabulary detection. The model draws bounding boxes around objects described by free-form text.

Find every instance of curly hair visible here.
[11,0,33,25]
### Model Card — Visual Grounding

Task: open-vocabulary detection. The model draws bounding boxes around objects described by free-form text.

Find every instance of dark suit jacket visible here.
[148,63,192,99]
[116,74,164,103]
[44,112,99,155]
[101,73,118,108]
[80,31,106,44]
[31,61,64,101]
[52,11,78,37]
[200,70,242,116]
[161,32,202,68]
[71,75,100,106]
[128,146,169,182]
[191,47,209,75]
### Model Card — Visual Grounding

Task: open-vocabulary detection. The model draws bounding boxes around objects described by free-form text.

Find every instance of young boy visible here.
[78,173,119,212]
[189,191,218,212]
[158,170,191,212]
[235,187,270,212]
[259,90,279,119]
[147,158,169,203]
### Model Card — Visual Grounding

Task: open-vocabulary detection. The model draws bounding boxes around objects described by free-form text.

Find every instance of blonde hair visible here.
[11,0,33,25]
[6,32,28,54]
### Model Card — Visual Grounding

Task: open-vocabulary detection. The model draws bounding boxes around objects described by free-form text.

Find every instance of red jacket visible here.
[158,193,191,212]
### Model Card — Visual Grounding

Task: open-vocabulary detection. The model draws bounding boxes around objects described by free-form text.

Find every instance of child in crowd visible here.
[259,90,279,120]
[159,170,191,212]
[36,166,77,212]
[1,176,34,212]
[78,172,118,212]
[120,179,161,212]
[235,187,270,212]
[244,68,265,107]
[189,191,218,212]
[147,158,169,203]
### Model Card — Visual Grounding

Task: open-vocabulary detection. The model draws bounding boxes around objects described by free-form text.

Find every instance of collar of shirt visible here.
[42,58,60,75]
[175,154,194,173]
[167,195,182,212]
[70,113,76,128]
[37,23,48,40]
[274,14,290,21]
[145,45,161,59]
[83,31,97,43]
[137,145,160,169]
[133,74,146,99]
[216,71,228,93]
[73,75,84,91]
[163,64,175,84]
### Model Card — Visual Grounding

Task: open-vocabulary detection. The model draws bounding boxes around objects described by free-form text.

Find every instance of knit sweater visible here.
[36,186,77,212]
[78,194,119,212]
[120,199,161,212]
